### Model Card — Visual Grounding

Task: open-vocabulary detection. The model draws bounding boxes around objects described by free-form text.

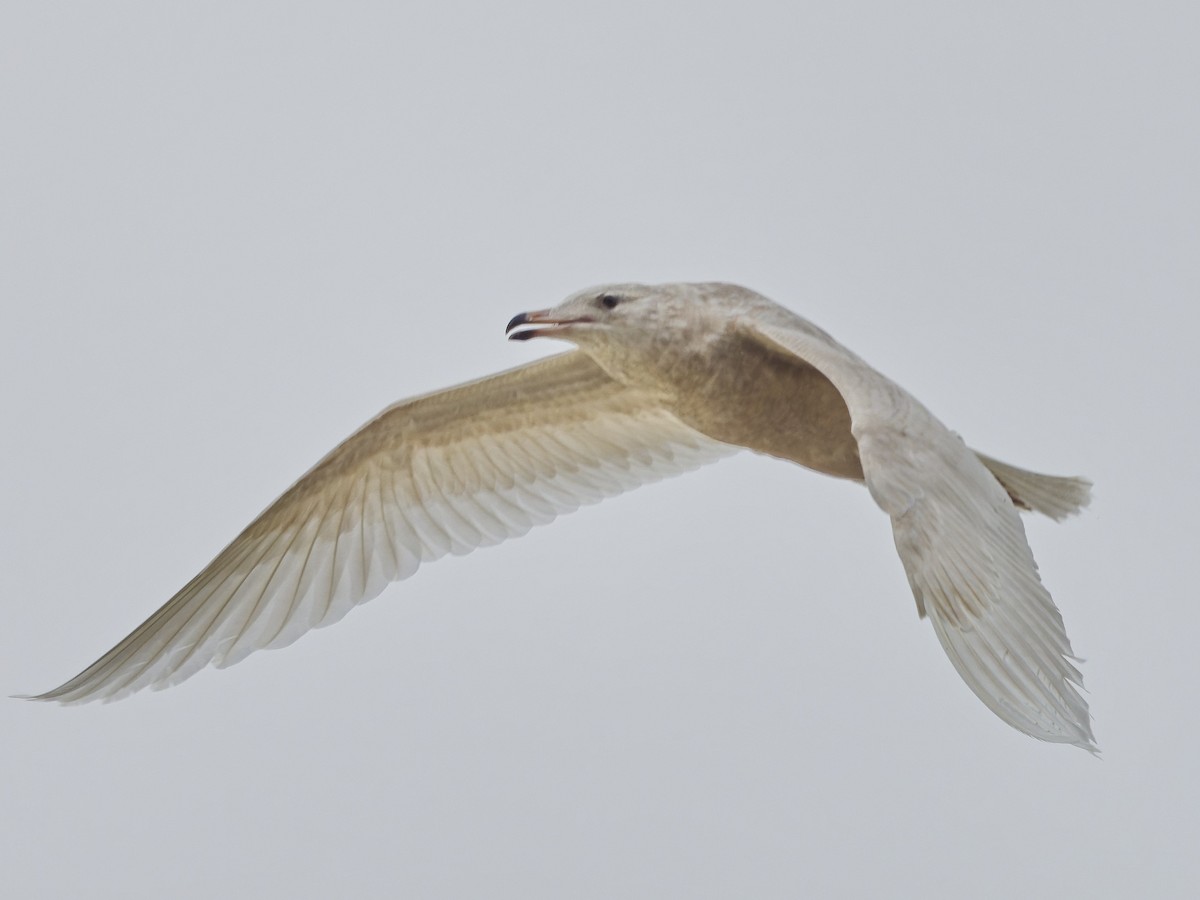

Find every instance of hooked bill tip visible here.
[505,312,530,335]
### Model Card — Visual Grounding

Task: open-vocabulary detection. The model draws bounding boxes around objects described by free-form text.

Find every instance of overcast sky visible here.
[2,3,1198,898]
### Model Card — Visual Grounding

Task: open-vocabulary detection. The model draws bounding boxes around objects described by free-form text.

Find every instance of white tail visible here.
[974,452,1092,521]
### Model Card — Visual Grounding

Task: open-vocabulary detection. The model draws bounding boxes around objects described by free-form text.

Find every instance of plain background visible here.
[2,3,1197,898]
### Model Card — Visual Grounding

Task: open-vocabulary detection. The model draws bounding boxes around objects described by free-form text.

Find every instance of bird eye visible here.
[600,294,620,310]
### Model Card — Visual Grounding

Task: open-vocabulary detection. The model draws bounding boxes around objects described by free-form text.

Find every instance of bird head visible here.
[506,283,657,345]
[506,282,760,385]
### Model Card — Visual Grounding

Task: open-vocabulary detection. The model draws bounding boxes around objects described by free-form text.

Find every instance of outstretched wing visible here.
[33,351,733,703]
[745,318,1095,751]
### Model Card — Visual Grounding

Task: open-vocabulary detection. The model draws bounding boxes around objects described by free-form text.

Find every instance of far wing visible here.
[745,319,1095,751]
[33,351,734,703]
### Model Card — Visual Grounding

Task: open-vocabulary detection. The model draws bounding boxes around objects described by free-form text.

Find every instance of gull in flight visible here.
[29,283,1095,751]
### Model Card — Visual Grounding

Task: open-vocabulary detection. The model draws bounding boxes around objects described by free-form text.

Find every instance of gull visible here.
[28,283,1095,750]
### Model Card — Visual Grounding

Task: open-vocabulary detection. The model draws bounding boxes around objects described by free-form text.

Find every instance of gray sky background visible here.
[2,3,1197,898]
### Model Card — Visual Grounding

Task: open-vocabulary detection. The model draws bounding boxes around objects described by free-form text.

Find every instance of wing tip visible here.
[12,669,146,705]
[11,688,91,706]
[1060,725,1101,757]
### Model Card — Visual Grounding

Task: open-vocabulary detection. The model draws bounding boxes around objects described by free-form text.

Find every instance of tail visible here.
[974,451,1093,521]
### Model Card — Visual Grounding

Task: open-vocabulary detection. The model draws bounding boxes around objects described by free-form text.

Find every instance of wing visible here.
[744,318,1095,751]
[32,351,734,704]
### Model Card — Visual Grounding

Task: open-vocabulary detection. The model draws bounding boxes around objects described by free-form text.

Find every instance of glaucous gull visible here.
[28,283,1095,751]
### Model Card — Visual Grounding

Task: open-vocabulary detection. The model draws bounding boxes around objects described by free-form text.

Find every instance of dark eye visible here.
[600,294,620,310]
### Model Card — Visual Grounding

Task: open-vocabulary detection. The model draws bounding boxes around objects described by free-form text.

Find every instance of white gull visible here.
[29,283,1095,751]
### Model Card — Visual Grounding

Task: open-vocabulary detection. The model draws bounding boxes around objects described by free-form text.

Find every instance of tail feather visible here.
[974,452,1092,521]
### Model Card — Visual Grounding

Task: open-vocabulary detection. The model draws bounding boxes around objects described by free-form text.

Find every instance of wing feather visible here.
[746,319,1095,751]
[33,352,734,703]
